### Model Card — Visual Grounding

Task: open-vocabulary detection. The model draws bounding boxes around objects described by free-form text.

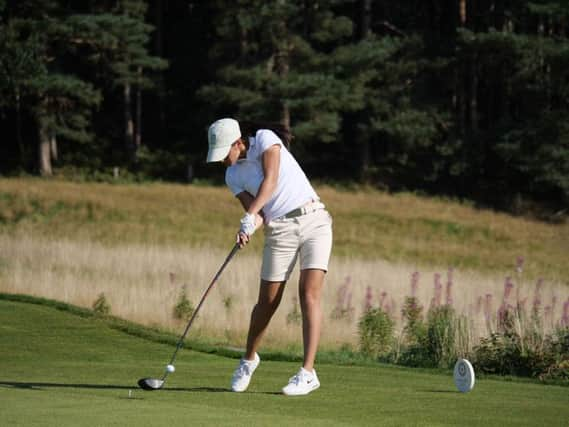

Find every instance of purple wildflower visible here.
[446,267,454,306]
[497,303,506,328]
[503,277,514,301]
[335,276,351,310]
[431,273,442,309]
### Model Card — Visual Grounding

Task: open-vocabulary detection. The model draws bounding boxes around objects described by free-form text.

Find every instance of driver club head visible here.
[137,378,164,391]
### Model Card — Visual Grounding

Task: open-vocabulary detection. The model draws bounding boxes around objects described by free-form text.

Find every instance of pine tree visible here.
[0,1,102,176]
[66,1,167,164]
[0,0,167,174]
[0,12,44,167]
[451,1,569,206]
[198,0,355,153]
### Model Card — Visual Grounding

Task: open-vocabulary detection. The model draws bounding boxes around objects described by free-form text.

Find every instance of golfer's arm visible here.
[236,192,264,233]
[247,145,280,216]
[236,192,264,220]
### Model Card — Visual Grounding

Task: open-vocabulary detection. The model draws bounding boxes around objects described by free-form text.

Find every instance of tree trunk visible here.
[456,0,467,136]
[358,0,373,181]
[16,92,26,166]
[281,103,290,131]
[38,117,52,176]
[154,0,163,57]
[275,47,290,130]
[360,0,372,39]
[124,82,136,162]
[135,67,142,150]
[469,54,478,132]
[154,0,166,143]
[50,133,58,162]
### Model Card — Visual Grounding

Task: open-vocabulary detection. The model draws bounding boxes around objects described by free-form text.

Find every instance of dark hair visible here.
[239,121,293,149]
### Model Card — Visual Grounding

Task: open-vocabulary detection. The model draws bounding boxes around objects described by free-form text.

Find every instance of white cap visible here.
[207,118,241,163]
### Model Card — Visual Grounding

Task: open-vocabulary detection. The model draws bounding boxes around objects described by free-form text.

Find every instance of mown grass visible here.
[0,177,567,280]
[1,296,568,426]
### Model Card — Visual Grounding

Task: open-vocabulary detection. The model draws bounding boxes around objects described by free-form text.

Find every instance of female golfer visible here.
[206,118,333,396]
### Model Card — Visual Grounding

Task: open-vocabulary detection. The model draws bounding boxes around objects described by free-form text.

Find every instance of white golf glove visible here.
[239,212,257,236]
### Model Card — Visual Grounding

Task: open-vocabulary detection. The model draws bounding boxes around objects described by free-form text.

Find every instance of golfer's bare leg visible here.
[244,280,286,360]
[299,269,326,371]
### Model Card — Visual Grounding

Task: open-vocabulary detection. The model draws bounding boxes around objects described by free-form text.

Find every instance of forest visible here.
[1,1,568,213]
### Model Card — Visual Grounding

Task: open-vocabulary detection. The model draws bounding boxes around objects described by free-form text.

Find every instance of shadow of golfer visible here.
[0,381,281,395]
[161,386,281,395]
[0,381,140,391]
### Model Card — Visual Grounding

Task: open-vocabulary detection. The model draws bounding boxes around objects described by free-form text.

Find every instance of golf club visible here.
[138,243,240,390]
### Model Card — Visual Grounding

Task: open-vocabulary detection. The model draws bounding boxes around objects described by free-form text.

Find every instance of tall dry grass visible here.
[1,233,566,352]
[1,177,568,279]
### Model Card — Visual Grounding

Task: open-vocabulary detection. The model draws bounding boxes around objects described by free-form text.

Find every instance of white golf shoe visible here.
[282,367,320,396]
[230,352,260,392]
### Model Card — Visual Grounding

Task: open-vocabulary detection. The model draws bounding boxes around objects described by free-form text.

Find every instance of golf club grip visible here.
[168,244,239,364]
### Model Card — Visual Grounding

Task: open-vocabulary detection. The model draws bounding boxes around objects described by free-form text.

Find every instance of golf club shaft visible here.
[161,244,240,379]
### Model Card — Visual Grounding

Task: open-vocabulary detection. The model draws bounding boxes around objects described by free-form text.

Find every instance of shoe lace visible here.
[235,360,251,378]
[288,370,307,385]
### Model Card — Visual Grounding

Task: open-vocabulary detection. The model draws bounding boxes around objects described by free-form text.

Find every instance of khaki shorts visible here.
[261,208,333,282]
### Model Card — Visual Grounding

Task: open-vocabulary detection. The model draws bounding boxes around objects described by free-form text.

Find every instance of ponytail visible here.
[239,121,293,149]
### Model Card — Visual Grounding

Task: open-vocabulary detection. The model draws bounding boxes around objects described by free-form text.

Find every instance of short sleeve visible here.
[255,129,283,154]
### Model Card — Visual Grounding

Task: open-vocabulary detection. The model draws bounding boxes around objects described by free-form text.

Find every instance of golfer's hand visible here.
[237,213,263,248]
[237,231,250,248]
[240,213,257,235]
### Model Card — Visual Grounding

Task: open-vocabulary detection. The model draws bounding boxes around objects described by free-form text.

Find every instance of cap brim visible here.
[206,144,231,163]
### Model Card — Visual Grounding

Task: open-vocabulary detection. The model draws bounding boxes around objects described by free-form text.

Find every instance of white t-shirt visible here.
[225,129,318,223]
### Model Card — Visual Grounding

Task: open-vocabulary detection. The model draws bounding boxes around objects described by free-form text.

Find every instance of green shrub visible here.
[473,331,552,377]
[454,314,472,359]
[540,327,569,381]
[424,305,456,368]
[401,296,426,345]
[358,308,395,359]
[92,293,111,315]
[473,332,522,375]
[550,327,569,358]
[173,286,194,321]
[396,296,430,366]
[539,360,569,381]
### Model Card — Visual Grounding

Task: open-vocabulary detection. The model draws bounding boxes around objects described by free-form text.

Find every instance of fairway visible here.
[0,299,567,426]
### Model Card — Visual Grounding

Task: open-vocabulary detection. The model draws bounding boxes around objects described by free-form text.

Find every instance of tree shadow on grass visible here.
[0,381,281,395]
